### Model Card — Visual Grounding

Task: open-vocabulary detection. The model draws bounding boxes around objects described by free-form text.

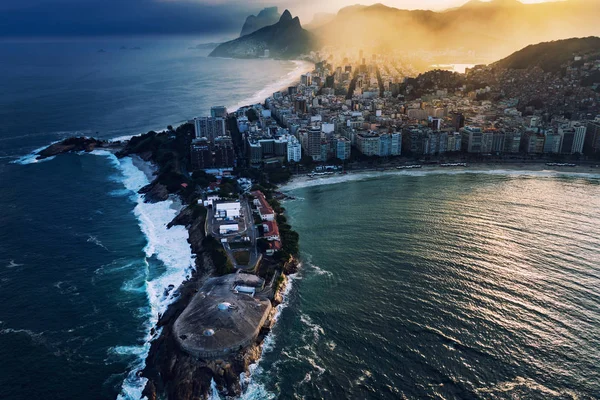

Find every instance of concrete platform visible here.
[173,274,271,359]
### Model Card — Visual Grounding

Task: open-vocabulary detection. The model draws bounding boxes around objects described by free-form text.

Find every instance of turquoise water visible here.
[0,37,307,399]
[245,172,600,399]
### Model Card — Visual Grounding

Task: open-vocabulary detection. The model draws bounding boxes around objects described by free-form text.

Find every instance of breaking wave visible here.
[91,150,195,400]
[235,272,301,400]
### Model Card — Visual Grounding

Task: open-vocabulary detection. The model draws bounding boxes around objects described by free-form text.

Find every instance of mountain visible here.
[239,7,281,37]
[315,0,600,61]
[210,10,315,59]
[493,37,600,72]
[304,12,336,31]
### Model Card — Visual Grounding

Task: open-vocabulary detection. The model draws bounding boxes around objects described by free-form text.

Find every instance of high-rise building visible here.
[194,117,226,141]
[390,132,402,156]
[461,126,483,153]
[561,129,575,154]
[447,132,462,152]
[572,124,587,154]
[213,137,235,168]
[191,139,213,170]
[259,139,274,156]
[503,131,521,153]
[543,132,562,154]
[306,126,322,160]
[450,112,465,131]
[247,140,263,164]
[287,136,302,163]
[379,133,391,156]
[210,106,228,118]
[274,138,288,157]
[491,131,506,153]
[521,132,545,154]
[356,132,380,156]
[294,98,307,114]
[584,121,600,155]
[300,73,312,86]
[335,137,351,160]
[439,132,449,154]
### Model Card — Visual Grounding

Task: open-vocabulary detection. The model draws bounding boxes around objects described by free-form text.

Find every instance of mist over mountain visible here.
[313,0,600,61]
[210,10,315,59]
[304,12,336,31]
[493,36,600,72]
[240,7,281,37]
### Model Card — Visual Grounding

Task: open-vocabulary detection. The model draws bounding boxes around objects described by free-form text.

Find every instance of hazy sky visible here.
[0,0,560,37]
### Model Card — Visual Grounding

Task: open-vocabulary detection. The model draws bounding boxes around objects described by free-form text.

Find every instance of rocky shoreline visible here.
[35,135,301,399]
[138,180,300,399]
[36,137,123,159]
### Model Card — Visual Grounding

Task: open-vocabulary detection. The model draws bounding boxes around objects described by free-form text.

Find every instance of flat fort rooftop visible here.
[173,274,271,359]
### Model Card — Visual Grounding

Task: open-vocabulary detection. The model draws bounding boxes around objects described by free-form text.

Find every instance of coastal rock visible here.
[167,206,195,229]
[139,182,169,203]
[37,137,110,159]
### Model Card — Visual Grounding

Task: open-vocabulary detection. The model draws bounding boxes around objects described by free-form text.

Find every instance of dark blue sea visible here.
[0,36,310,399]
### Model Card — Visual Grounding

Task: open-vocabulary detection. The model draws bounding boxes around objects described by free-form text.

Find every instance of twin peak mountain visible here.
[209,10,314,59]
[209,1,600,60]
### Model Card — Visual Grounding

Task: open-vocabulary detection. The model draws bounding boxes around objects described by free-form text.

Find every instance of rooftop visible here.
[173,274,271,359]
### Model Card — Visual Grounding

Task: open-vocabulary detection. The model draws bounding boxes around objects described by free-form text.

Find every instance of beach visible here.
[282,162,600,191]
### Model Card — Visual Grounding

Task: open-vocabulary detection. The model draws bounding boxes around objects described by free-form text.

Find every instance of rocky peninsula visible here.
[36,125,301,400]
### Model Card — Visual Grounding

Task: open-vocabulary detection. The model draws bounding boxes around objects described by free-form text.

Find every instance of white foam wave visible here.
[12,151,55,165]
[300,313,325,342]
[227,60,313,112]
[310,264,333,277]
[208,379,222,400]
[238,271,301,399]
[6,260,24,269]
[90,150,194,400]
[87,235,109,251]
[280,168,600,192]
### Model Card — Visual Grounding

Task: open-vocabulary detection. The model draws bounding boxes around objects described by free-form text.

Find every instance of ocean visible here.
[242,171,600,399]
[2,37,600,400]
[0,36,311,399]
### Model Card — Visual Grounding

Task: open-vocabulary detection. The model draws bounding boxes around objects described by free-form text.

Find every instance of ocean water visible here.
[0,37,311,399]
[244,172,600,399]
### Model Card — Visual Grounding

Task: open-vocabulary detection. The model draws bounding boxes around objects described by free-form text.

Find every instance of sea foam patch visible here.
[235,271,301,400]
[91,150,194,400]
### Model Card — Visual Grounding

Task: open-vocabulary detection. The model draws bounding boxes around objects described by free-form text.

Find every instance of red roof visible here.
[264,221,280,237]
[251,190,274,216]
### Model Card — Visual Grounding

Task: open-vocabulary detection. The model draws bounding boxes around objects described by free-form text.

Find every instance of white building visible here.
[219,223,239,235]
[287,136,302,163]
[202,195,221,207]
[573,124,587,154]
[216,201,241,220]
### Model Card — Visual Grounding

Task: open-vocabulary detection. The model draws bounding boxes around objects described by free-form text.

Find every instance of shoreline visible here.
[281,162,600,191]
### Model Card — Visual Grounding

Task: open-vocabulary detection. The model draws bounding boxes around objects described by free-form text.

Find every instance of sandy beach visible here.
[281,162,600,191]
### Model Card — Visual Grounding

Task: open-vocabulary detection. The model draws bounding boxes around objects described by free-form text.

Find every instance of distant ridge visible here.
[314,0,600,59]
[210,10,314,59]
[240,7,281,37]
[493,37,600,72]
